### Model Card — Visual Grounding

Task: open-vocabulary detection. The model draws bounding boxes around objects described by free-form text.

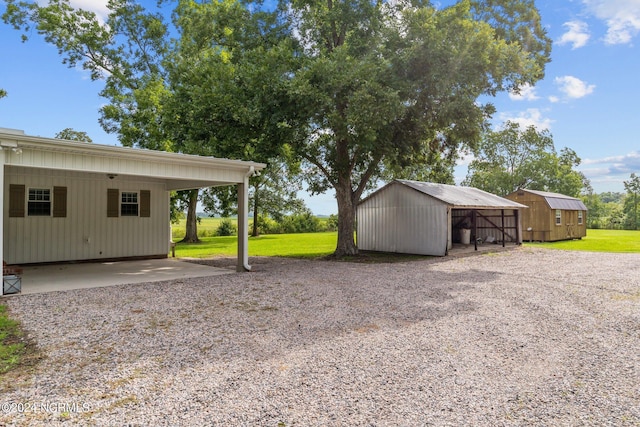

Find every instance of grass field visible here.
[175,232,338,258]
[173,227,640,258]
[523,229,640,253]
[171,217,228,240]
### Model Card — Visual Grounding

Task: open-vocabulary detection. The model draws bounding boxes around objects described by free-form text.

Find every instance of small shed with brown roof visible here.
[505,189,587,242]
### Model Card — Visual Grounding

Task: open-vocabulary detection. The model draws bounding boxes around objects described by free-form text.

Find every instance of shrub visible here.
[215,218,237,236]
[279,211,322,233]
[324,214,339,232]
[251,215,283,235]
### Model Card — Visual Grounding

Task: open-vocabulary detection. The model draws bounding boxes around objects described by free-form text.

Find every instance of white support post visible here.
[237,167,253,272]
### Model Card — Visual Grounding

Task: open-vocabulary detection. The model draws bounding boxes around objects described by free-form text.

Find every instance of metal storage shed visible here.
[1,128,265,272]
[357,180,527,256]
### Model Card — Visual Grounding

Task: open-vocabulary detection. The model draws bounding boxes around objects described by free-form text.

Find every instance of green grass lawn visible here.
[0,304,25,375]
[175,228,640,258]
[171,217,226,240]
[175,231,338,258]
[523,229,640,253]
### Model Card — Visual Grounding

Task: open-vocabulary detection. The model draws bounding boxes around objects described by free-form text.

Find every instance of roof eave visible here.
[0,132,266,171]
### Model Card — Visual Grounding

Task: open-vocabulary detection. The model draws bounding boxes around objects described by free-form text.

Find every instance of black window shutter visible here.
[53,186,67,218]
[9,184,25,218]
[140,190,151,218]
[107,188,119,217]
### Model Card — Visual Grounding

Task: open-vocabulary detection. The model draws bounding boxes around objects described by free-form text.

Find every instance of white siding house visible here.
[357,180,527,256]
[1,128,265,270]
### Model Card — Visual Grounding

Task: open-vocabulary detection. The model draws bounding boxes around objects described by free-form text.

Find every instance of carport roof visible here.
[0,127,266,190]
[393,180,528,210]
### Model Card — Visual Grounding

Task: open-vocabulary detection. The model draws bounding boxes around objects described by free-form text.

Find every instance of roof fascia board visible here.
[0,132,266,172]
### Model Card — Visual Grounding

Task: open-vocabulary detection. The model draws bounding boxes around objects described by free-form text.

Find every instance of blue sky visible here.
[1,0,639,215]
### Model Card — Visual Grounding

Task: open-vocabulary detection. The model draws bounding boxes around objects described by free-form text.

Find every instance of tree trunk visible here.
[181,189,200,243]
[334,178,358,257]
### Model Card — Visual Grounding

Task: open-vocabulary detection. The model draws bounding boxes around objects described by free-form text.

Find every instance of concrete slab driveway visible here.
[12,258,231,295]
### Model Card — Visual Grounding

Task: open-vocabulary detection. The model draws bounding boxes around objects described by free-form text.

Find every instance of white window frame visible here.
[120,191,139,217]
[27,187,52,216]
[555,209,562,226]
[578,211,583,225]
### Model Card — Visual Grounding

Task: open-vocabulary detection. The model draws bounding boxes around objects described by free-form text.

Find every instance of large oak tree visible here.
[3,0,302,242]
[284,0,551,255]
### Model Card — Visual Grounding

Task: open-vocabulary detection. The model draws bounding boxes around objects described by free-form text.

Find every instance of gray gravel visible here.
[1,247,639,426]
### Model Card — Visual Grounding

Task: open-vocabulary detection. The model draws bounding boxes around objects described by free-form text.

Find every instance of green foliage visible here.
[0,88,7,99]
[0,304,25,374]
[278,210,322,234]
[324,214,339,232]
[215,218,237,236]
[250,212,337,235]
[286,0,551,255]
[55,128,93,142]
[463,121,588,196]
[250,215,283,235]
[600,192,625,204]
[623,173,640,230]
[582,191,629,230]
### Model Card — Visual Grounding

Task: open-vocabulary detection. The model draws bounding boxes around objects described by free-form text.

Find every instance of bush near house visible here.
[215,218,237,236]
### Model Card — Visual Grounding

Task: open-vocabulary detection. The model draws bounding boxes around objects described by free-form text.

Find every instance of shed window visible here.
[555,209,562,226]
[121,192,139,216]
[578,211,583,225]
[28,188,51,216]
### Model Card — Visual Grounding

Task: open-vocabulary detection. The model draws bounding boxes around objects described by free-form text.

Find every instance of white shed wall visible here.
[357,183,448,256]
[4,167,169,264]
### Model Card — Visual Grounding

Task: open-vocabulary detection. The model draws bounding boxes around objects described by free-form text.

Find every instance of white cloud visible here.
[582,0,640,45]
[72,0,111,22]
[579,151,640,191]
[36,0,110,21]
[583,151,640,170]
[554,75,596,99]
[508,83,539,101]
[497,108,553,131]
[557,20,591,49]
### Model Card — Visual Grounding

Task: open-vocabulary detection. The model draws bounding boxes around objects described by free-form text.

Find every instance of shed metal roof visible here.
[390,180,528,209]
[519,189,587,211]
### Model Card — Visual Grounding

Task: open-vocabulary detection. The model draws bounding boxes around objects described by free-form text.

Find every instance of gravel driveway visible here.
[1,248,639,426]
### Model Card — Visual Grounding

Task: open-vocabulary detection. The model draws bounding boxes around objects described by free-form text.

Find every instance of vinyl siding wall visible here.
[4,166,169,264]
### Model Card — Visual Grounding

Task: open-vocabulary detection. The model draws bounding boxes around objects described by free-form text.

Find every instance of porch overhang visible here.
[1,128,266,275]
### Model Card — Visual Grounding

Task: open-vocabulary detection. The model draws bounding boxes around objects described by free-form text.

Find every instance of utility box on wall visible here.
[2,275,22,295]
